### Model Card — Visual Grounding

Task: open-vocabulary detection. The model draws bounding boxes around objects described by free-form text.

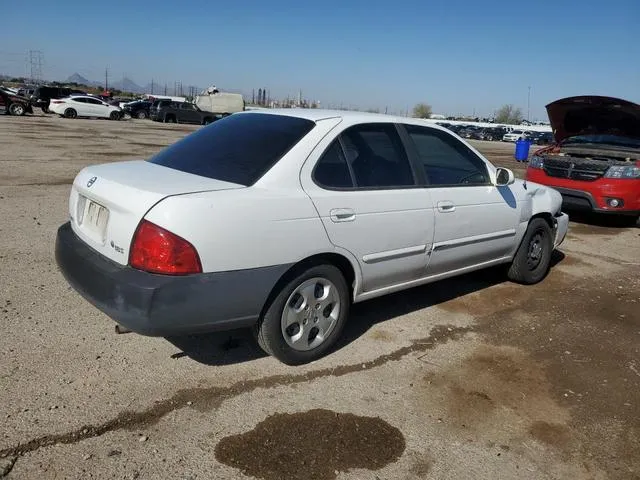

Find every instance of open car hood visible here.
[546,96,640,143]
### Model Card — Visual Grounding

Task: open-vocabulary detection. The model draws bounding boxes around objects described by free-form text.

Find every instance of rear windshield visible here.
[149,113,315,186]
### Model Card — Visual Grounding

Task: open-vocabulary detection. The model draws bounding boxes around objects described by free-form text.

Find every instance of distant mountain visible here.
[111,77,144,93]
[65,73,101,87]
[63,73,146,93]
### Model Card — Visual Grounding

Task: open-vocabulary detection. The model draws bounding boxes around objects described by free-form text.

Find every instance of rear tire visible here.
[255,264,350,365]
[507,218,553,284]
[64,108,77,119]
[136,110,147,119]
[41,105,49,114]
[164,115,175,123]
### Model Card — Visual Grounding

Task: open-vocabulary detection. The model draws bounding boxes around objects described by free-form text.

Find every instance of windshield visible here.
[563,135,640,149]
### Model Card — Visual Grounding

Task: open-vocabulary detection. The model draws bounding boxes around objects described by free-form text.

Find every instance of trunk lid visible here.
[546,96,640,143]
[69,160,242,265]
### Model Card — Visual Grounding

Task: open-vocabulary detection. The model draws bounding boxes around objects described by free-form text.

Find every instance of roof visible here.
[239,108,407,123]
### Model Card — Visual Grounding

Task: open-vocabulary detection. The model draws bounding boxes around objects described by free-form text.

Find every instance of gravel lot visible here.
[1,114,638,480]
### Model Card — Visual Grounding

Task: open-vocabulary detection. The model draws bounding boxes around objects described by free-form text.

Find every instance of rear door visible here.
[401,124,520,275]
[69,97,91,116]
[301,122,434,294]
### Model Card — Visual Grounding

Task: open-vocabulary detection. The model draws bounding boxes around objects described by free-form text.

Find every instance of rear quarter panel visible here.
[144,187,334,272]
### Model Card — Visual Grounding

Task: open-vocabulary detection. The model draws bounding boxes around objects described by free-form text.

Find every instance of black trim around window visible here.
[399,123,493,188]
[311,123,428,192]
[311,122,496,192]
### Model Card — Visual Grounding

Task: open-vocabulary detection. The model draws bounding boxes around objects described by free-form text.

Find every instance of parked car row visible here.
[436,123,554,145]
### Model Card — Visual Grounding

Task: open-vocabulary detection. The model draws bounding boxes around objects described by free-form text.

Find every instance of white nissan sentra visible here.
[56,110,568,365]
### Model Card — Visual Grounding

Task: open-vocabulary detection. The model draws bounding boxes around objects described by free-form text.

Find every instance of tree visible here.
[495,104,523,124]
[412,103,432,119]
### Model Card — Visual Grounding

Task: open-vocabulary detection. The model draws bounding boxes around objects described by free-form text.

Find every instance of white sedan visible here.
[49,95,122,120]
[55,110,568,364]
[502,129,529,142]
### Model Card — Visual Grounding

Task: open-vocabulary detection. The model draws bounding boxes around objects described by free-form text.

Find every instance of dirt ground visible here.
[0,114,638,480]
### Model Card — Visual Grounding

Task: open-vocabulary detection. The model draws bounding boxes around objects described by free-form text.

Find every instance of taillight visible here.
[51,100,64,104]
[129,220,202,275]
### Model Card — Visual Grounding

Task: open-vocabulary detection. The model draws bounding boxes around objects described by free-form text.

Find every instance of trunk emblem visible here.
[87,176,97,188]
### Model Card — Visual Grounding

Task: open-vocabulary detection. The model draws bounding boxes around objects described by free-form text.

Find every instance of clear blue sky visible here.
[1,0,638,119]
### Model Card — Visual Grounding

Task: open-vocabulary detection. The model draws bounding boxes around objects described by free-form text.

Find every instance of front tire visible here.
[256,264,350,365]
[136,110,147,119]
[64,108,77,119]
[9,103,26,116]
[109,111,120,120]
[507,218,553,284]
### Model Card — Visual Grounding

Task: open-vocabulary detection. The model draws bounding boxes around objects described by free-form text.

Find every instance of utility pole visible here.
[151,79,154,94]
[104,67,109,92]
[164,83,167,95]
[527,86,531,122]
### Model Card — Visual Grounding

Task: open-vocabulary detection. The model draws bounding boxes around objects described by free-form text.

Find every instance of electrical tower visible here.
[28,50,44,85]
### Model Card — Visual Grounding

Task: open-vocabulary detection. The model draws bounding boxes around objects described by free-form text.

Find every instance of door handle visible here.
[437,201,456,213]
[330,208,356,222]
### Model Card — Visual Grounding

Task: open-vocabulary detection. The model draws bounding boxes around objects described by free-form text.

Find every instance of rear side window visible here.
[341,124,415,188]
[149,113,315,186]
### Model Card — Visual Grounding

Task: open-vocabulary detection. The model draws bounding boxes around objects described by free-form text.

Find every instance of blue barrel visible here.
[514,139,531,162]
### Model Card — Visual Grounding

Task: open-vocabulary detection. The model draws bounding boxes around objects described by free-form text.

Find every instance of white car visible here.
[48,95,122,120]
[56,110,569,364]
[502,130,529,142]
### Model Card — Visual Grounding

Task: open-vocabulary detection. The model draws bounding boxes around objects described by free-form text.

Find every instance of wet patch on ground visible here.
[0,325,469,461]
[438,264,640,478]
[568,222,630,236]
[214,409,405,480]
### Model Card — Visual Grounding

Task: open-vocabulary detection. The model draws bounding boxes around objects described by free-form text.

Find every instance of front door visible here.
[179,103,201,124]
[401,124,520,275]
[301,122,435,294]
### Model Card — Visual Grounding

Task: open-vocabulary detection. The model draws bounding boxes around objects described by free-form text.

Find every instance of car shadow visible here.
[565,209,638,228]
[165,253,567,366]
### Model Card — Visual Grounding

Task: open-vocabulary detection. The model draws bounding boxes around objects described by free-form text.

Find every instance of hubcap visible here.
[527,231,544,270]
[281,277,340,351]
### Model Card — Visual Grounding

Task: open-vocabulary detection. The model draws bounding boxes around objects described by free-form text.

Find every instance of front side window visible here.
[150,113,314,186]
[405,125,489,186]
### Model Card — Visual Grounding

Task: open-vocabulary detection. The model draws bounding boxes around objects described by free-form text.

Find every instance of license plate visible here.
[78,196,109,241]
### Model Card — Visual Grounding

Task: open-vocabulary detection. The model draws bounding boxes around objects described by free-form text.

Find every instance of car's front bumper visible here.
[526,169,640,216]
[554,212,569,248]
[55,222,290,336]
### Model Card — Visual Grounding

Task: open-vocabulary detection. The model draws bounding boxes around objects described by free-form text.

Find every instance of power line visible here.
[28,50,43,85]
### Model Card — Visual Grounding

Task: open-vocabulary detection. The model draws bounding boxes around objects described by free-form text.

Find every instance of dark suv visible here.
[153,102,216,125]
[149,99,176,121]
[124,100,152,119]
[32,86,86,112]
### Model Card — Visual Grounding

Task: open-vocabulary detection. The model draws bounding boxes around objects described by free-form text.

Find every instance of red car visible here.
[526,96,639,225]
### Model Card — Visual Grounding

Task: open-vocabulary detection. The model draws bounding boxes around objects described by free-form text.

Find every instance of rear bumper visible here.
[55,222,290,336]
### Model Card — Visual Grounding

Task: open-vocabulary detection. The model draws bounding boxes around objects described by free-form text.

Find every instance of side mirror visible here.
[495,167,515,186]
